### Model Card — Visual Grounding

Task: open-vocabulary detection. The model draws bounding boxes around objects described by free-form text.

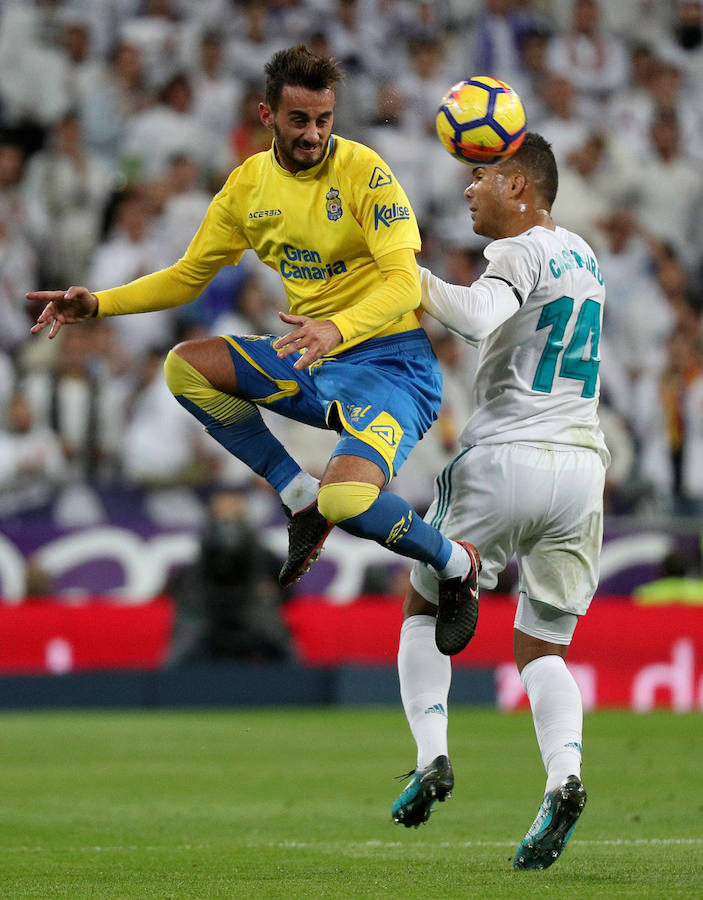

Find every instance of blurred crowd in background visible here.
[0,0,702,521]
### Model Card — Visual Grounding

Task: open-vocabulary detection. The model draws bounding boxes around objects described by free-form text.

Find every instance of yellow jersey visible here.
[96,135,423,353]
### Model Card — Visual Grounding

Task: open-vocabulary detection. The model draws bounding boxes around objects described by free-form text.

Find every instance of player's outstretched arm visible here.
[418,265,520,343]
[27,286,99,339]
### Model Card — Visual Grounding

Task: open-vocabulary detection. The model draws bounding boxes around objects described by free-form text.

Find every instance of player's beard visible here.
[273,128,327,172]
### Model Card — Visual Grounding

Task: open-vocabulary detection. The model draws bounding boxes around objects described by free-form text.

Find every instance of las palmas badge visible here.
[326,188,343,221]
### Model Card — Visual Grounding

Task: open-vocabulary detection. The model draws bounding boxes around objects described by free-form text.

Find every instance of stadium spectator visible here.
[596,210,674,393]
[550,133,632,251]
[86,189,180,363]
[54,15,107,117]
[229,85,274,164]
[189,30,242,144]
[0,136,48,254]
[605,41,659,162]
[610,255,686,393]
[0,350,15,427]
[322,0,383,81]
[226,0,288,85]
[0,3,73,128]
[470,0,541,85]
[597,402,637,514]
[77,318,135,481]
[631,325,703,515]
[655,252,700,329]
[551,137,611,250]
[118,0,187,90]
[20,323,131,482]
[598,209,658,331]
[392,134,605,872]
[23,112,115,285]
[395,36,454,140]
[322,0,386,134]
[120,72,229,182]
[159,153,212,263]
[669,0,703,90]
[594,0,669,37]
[165,487,296,665]
[644,57,703,163]
[266,0,316,45]
[175,255,259,333]
[510,25,552,123]
[80,41,151,165]
[0,138,44,353]
[396,0,454,43]
[0,388,69,514]
[546,0,629,112]
[118,346,222,488]
[532,73,591,166]
[631,108,703,270]
[210,273,283,338]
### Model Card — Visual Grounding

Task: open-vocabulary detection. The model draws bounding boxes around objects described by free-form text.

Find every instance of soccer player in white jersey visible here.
[28,45,481,655]
[392,133,610,871]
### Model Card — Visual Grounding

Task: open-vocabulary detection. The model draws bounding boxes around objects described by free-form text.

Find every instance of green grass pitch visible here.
[1,707,701,898]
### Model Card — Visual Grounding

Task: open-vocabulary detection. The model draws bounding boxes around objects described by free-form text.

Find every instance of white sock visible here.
[280,471,319,515]
[521,655,583,794]
[398,615,452,769]
[436,540,472,580]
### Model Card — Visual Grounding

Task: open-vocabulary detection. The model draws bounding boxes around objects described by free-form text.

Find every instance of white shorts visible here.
[410,443,605,617]
[514,594,578,645]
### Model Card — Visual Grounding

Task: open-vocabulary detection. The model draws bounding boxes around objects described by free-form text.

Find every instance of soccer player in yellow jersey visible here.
[29,45,480,657]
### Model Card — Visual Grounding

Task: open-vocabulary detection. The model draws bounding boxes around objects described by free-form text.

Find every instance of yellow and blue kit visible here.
[95,135,442,481]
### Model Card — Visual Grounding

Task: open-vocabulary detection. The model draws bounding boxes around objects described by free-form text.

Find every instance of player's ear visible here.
[510,172,527,197]
[259,102,274,130]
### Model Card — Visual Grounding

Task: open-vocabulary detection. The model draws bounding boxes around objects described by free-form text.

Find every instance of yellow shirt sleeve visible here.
[95,265,203,316]
[329,247,420,343]
[95,182,248,317]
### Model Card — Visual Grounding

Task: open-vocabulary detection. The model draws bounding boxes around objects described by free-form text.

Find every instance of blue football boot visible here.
[513,775,587,870]
[392,755,454,828]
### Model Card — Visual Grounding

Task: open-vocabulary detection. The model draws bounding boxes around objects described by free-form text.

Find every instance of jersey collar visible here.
[270,135,336,178]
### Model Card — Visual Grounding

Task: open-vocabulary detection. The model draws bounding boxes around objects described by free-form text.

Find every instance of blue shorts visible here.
[223,329,442,483]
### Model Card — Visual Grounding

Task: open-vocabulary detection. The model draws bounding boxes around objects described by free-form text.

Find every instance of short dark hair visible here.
[264,44,344,110]
[504,132,559,209]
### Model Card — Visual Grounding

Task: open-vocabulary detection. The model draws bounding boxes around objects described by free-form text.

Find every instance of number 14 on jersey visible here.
[532,296,601,398]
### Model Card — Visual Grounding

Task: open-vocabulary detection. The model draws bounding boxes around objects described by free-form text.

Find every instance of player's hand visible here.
[27,286,99,339]
[275,312,342,369]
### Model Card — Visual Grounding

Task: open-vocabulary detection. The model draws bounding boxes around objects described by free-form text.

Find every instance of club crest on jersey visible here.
[326,188,343,221]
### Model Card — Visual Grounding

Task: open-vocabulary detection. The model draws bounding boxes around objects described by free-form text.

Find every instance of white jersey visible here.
[420,225,610,462]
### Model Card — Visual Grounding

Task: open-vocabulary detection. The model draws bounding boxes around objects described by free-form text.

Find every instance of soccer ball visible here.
[435,76,526,165]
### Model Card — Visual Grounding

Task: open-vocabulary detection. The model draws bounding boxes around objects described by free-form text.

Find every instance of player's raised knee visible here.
[163,346,203,397]
[317,481,379,524]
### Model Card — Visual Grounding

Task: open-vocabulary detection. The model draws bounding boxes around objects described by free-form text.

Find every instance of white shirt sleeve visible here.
[418,266,520,343]
[419,233,542,343]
